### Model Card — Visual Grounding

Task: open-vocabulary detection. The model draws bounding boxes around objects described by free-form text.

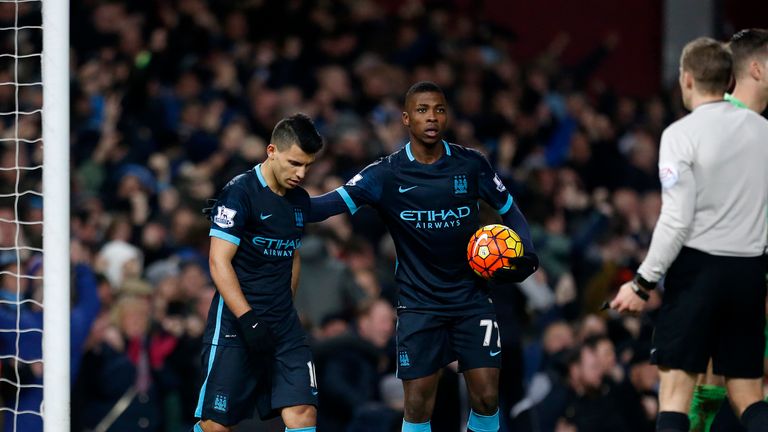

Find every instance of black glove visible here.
[237,309,275,356]
[492,253,539,284]
[202,199,218,221]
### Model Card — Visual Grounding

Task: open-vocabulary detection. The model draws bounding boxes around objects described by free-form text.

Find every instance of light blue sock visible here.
[402,419,431,431]
[193,423,204,432]
[285,428,316,432]
[467,409,499,432]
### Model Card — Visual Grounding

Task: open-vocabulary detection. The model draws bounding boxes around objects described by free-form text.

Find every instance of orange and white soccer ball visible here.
[467,224,524,279]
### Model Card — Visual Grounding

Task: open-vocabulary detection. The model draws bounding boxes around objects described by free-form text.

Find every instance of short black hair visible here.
[405,81,445,103]
[680,37,732,95]
[729,28,768,77]
[271,113,324,154]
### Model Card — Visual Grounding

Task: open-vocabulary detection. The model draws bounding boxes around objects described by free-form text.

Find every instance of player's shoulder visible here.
[662,104,718,140]
[222,169,256,192]
[740,106,768,129]
[446,142,491,168]
[361,153,395,173]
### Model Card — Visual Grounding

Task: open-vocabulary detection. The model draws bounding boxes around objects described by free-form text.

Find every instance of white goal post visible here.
[42,0,69,429]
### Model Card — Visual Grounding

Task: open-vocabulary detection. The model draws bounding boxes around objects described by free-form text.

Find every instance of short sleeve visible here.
[209,183,250,246]
[336,159,386,214]
[475,151,514,215]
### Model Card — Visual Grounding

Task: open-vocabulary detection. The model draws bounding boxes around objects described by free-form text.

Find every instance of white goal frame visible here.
[41,0,70,430]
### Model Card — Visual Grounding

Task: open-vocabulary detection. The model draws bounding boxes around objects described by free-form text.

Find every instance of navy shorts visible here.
[396,311,502,380]
[195,333,318,425]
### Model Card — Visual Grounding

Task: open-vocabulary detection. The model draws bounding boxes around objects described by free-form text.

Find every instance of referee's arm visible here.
[637,149,696,282]
[612,130,696,311]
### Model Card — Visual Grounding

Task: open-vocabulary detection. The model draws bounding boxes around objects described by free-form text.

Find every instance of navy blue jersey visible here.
[336,141,515,314]
[204,164,309,346]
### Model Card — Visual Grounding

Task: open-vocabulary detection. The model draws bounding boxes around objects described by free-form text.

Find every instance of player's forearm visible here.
[209,257,251,317]
[307,191,349,222]
[290,252,300,298]
[501,202,536,254]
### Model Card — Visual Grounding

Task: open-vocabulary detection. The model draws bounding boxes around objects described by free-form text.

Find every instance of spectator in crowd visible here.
[75,295,176,432]
[315,298,396,431]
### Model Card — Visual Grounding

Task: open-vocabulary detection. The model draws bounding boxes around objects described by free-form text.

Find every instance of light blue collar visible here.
[254,163,268,187]
[405,140,451,162]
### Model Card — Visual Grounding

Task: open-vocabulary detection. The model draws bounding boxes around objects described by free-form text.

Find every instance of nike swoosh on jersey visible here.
[398,185,418,193]
[260,213,272,220]
[490,350,501,357]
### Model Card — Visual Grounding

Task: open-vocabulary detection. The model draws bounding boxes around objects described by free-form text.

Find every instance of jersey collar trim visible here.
[404,140,451,162]
[254,163,268,187]
[724,92,748,109]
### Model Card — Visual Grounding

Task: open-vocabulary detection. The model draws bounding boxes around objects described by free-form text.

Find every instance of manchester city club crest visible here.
[294,208,304,227]
[453,174,468,194]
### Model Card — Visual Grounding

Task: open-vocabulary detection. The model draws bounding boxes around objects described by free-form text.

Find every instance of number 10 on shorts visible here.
[307,361,318,390]
[480,319,500,348]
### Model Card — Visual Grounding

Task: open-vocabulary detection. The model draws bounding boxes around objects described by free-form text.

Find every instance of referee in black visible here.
[610,37,768,432]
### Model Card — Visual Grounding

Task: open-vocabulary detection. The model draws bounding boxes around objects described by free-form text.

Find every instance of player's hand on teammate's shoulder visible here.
[492,253,540,284]
[609,280,648,314]
[237,309,276,355]
[202,198,218,221]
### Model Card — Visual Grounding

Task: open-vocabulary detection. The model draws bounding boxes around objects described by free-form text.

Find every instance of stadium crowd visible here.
[1,0,760,431]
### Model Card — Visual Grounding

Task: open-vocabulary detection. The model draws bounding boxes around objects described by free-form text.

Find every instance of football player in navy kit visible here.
[308,82,538,432]
[194,114,323,432]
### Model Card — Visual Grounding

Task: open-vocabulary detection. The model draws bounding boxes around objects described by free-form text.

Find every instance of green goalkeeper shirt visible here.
[726,92,768,359]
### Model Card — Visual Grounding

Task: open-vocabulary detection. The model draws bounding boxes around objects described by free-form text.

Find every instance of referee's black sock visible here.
[741,401,768,432]
[656,411,690,432]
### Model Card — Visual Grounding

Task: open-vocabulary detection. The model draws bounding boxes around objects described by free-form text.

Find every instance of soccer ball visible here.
[467,224,524,279]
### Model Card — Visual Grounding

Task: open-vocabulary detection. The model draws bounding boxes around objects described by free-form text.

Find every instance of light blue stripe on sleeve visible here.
[335,187,359,215]
[498,194,514,215]
[209,228,241,246]
[195,296,224,418]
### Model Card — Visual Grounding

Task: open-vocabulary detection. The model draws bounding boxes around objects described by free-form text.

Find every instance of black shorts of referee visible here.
[651,246,767,378]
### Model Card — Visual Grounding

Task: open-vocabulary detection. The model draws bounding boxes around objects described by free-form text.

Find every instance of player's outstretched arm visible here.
[307,190,349,222]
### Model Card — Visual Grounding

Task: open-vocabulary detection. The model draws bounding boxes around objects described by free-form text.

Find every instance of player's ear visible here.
[682,70,694,91]
[751,59,763,81]
[402,111,410,127]
[266,143,277,159]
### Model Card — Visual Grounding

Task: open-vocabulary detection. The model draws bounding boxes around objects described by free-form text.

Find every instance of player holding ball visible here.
[308,81,537,432]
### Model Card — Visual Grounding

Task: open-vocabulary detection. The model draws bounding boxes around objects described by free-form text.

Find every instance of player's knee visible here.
[725,380,764,417]
[470,388,498,414]
[404,394,430,421]
[199,419,232,432]
[282,404,317,427]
